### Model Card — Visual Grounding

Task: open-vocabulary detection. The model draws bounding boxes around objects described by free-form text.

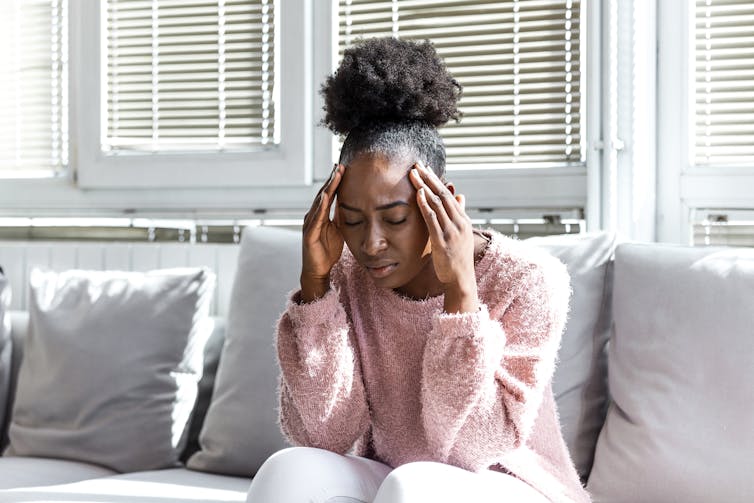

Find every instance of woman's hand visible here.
[409,163,479,314]
[300,164,345,303]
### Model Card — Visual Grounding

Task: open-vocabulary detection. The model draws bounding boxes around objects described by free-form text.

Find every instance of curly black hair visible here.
[322,37,461,135]
[321,37,462,176]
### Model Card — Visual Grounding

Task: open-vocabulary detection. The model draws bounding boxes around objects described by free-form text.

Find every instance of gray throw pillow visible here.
[525,232,615,482]
[0,268,11,444]
[5,267,215,472]
[587,243,754,502]
[187,226,298,476]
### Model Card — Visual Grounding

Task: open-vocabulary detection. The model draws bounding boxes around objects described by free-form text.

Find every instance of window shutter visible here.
[338,0,582,168]
[695,0,754,166]
[0,0,67,175]
[105,0,275,153]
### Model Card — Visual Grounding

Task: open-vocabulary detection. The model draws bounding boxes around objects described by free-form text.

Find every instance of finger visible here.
[324,164,344,201]
[325,165,345,222]
[413,164,463,221]
[456,194,466,213]
[408,164,423,190]
[416,187,445,245]
[308,164,338,218]
[334,198,341,228]
[308,164,344,225]
[411,168,453,231]
[310,191,330,236]
[319,163,339,195]
[305,192,325,233]
[425,186,454,232]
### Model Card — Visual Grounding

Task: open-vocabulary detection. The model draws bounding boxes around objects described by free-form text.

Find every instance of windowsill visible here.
[681,171,754,208]
[0,166,587,217]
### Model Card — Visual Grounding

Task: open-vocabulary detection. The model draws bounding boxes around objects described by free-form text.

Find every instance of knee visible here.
[248,447,335,503]
[249,447,387,503]
[374,462,442,502]
[256,446,325,477]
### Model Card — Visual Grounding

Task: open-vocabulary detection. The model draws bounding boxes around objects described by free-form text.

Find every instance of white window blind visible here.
[105,0,275,153]
[338,0,583,168]
[0,0,67,175]
[695,0,754,166]
[694,211,754,247]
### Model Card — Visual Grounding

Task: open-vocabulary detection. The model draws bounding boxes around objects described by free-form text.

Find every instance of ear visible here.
[445,181,456,195]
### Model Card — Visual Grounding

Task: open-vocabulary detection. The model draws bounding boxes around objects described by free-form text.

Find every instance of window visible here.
[694,0,754,167]
[329,0,592,230]
[0,0,67,177]
[657,0,754,244]
[337,0,583,169]
[74,0,311,188]
[104,0,276,153]
[0,0,594,225]
[690,1,754,247]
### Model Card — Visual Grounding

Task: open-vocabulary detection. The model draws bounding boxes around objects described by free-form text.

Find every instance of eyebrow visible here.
[339,201,409,212]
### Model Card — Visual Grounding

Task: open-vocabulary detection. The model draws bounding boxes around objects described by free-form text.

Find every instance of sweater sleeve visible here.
[276,285,370,454]
[420,257,570,471]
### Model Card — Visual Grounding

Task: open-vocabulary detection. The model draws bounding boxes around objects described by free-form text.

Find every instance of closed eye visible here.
[343,221,363,226]
[387,218,407,225]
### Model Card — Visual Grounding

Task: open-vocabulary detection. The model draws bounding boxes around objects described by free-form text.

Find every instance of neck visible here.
[393,231,489,300]
[393,255,445,300]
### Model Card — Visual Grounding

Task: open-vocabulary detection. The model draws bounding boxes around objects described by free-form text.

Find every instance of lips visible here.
[364,262,398,279]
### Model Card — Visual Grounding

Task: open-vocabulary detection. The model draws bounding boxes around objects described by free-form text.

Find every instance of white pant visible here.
[245,447,551,503]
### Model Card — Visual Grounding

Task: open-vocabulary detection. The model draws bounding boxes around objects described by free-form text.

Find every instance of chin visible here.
[359,264,404,290]
[369,271,403,290]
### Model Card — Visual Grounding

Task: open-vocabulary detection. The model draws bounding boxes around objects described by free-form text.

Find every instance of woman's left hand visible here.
[409,163,479,313]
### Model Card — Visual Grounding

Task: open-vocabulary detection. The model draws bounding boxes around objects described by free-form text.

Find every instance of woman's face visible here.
[336,152,437,298]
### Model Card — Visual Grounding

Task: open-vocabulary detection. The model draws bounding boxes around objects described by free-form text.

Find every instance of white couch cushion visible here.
[5,268,216,472]
[526,232,615,482]
[188,226,297,476]
[0,456,115,490]
[0,467,249,502]
[587,243,754,502]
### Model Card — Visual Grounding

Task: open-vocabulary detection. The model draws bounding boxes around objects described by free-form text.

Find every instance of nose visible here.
[361,222,388,256]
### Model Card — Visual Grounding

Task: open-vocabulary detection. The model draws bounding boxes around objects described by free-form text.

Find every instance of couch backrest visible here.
[0,231,618,479]
[0,241,240,317]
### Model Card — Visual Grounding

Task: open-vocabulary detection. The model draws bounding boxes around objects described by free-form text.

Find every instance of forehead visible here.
[338,153,414,205]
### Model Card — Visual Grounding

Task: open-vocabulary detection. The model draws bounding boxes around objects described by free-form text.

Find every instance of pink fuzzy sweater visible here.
[276,231,591,503]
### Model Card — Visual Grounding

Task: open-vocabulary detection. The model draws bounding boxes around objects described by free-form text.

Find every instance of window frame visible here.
[74,0,312,189]
[657,0,754,244]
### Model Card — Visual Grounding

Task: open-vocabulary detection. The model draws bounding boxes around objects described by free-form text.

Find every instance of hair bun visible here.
[321,37,462,136]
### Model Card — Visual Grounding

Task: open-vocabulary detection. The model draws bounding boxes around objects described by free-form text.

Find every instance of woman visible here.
[246,37,590,503]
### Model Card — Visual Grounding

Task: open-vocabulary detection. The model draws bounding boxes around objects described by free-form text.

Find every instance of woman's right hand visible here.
[300,164,345,302]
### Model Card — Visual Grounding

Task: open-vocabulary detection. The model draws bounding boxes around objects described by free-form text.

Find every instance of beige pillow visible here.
[5,267,215,472]
[587,244,754,502]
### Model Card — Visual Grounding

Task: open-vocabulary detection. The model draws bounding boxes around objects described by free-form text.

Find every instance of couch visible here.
[0,227,751,503]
